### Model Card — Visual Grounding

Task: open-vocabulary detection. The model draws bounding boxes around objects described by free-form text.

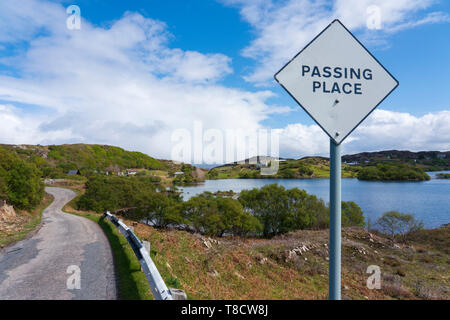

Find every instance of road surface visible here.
[0,187,117,300]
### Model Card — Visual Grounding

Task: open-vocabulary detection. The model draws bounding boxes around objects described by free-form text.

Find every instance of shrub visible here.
[77,175,160,212]
[341,201,365,227]
[180,193,262,237]
[239,184,365,237]
[239,184,331,237]
[0,147,44,209]
[382,281,413,299]
[357,163,430,181]
[146,192,181,228]
[376,211,424,242]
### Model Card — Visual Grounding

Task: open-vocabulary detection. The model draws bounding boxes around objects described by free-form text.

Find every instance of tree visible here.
[376,211,424,242]
[180,195,212,233]
[0,147,44,209]
[146,193,180,228]
[77,175,160,212]
[341,201,365,227]
[239,184,329,237]
[239,184,289,237]
[215,197,261,237]
[180,193,262,237]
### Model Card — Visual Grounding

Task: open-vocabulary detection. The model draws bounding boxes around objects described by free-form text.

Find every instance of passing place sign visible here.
[274,20,399,144]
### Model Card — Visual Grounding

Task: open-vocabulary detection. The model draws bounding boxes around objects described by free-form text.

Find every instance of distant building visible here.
[126,169,140,176]
[437,154,446,159]
[68,170,81,176]
[174,172,184,176]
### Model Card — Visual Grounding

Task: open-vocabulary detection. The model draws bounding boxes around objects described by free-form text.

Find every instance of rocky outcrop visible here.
[0,200,16,223]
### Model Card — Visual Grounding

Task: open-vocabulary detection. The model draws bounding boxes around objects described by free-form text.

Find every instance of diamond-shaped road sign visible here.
[274,19,399,144]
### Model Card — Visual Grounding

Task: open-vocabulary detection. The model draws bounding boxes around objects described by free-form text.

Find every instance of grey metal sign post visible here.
[274,19,398,300]
[329,141,341,299]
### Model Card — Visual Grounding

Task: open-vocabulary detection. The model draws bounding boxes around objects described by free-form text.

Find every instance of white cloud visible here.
[333,0,435,30]
[0,0,448,163]
[347,109,450,153]
[386,10,450,33]
[0,0,63,43]
[0,0,283,160]
[0,104,77,144]
[275,109,450,158]
[223,0,449,85]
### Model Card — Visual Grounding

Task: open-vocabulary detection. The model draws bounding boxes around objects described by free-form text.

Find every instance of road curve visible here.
[0,187,117,300]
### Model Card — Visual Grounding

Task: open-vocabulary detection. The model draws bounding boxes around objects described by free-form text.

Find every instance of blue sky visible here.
[0,0,449,162]
[72,0,450,115]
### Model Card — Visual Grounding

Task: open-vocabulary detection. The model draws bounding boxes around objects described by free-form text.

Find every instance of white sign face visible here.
[274,20,398,144]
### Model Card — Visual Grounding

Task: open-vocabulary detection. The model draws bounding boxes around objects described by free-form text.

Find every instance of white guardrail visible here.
[103,211,186,300]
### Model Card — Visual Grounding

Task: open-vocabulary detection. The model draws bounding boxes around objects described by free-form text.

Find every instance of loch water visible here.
[180,171,450,229]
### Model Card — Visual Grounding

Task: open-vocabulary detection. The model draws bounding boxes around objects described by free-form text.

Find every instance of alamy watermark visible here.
[366,265,381,289]
[171,121,280,175]
[366,5,382,30]
[66,265,81,290]
[66,5,81,30]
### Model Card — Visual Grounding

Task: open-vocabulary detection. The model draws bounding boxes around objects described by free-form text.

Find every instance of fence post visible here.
[143,240,151,255]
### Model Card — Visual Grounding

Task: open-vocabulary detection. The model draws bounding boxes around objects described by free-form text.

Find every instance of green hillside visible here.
[342,150,450,171]
[207,157,359,179]
[2,144,168,178]
[207,156,432,181]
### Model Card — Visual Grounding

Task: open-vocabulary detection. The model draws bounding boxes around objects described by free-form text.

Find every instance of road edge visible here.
[61,191,153,300]
[0,192,54,252]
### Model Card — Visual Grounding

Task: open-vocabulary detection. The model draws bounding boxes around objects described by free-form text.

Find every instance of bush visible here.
[238,184,365,237]
[77,175,160,212]
[239,184,330,237]
[180,193,262,237]
[342,201,365,227]
[376,211,424,242]
[358,163,430,181]
[0,147,44,209]
[146,192,181,228]
[382,281,413,299]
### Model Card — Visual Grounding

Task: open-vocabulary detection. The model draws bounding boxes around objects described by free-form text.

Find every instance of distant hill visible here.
[0,144,207,184]
[342,150,450,171]
[207,156,359,179]
[207,149,449,180]
[1,144,168,178]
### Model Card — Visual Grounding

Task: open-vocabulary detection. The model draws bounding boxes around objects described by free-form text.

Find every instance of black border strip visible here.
[274,19,399,145]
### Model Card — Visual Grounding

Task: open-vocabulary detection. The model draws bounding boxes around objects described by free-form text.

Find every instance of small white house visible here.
[126,169,139,176]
